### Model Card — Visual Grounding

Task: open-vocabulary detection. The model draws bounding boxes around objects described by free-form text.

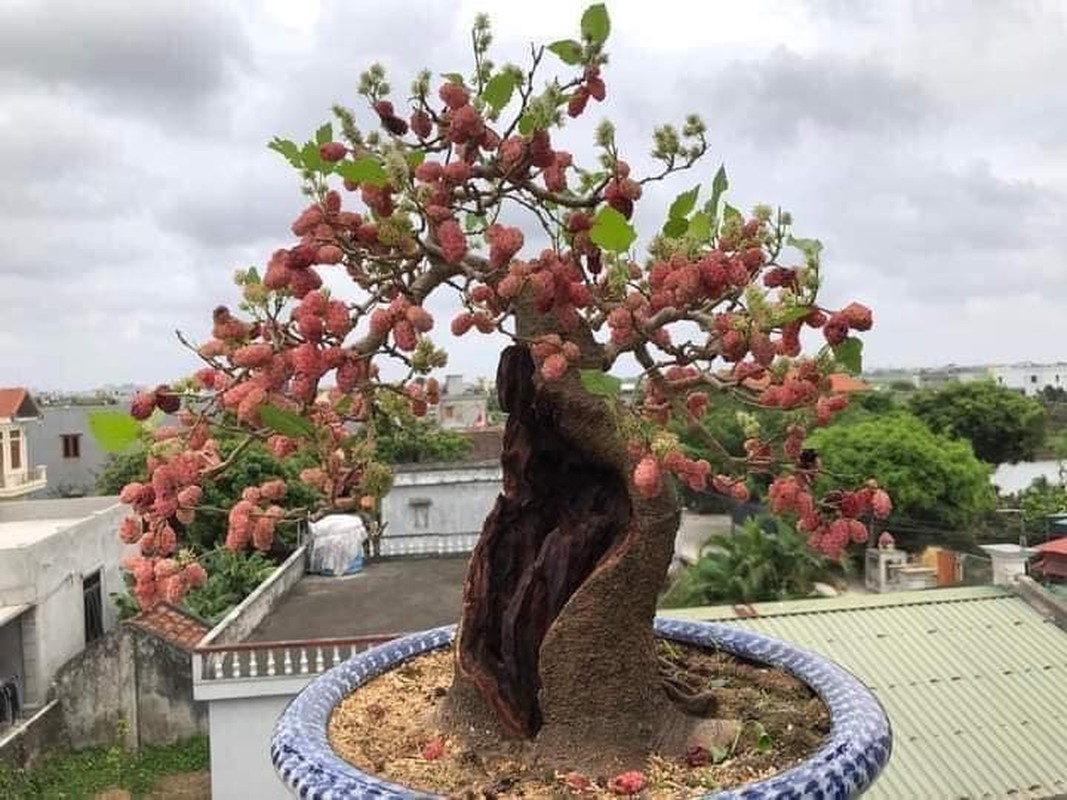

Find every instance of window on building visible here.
[83,571,104,644]
[409,499,432,530]
[8,429,20,470]
[61,434,81,459]
[1031,375,1038,383]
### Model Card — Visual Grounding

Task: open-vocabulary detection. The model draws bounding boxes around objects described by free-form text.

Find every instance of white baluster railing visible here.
[193,633,403,685]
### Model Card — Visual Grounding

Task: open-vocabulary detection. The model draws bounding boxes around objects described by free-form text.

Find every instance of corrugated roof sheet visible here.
[668,586,1067,799]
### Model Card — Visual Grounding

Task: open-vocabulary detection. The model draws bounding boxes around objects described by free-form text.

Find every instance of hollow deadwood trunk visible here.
[444,306,695,770]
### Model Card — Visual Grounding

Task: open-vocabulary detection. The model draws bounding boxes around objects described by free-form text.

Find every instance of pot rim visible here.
[272,616,892,799]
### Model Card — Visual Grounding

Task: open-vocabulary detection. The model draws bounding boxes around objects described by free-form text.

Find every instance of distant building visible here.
[913,365,990,390]
[863,369,920,390]
[989,363,1067,397]
[434,375,489,430]
[0,388,47,501]
[26,404,115,498]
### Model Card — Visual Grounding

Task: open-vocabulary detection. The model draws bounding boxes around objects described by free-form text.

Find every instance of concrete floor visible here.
[246,556,470,642]
[246,513,734,642]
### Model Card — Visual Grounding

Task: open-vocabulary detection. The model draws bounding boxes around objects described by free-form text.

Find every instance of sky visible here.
[2,0,1066,392]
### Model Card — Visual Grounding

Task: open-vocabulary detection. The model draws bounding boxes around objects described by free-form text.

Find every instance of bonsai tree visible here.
[114,5,891,772]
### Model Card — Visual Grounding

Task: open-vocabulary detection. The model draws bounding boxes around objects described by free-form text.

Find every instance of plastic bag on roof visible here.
[308,514,367,576]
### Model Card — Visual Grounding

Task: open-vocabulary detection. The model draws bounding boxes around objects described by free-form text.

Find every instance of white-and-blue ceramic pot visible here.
[272,617,891,799]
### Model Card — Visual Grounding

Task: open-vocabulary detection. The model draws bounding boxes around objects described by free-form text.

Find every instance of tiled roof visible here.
[668,585,1067,800]
[1036,537,1067,556]
[828,373,872,393]
[127,602,212,651]
[740,372,871,395]
[0,387,33,419]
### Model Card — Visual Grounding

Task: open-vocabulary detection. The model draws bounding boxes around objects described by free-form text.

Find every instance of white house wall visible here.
[0,498,129,705]
[381,464,502,544]
[991,363,1067,396]
[208,693,293,800]
[25,405,114,497]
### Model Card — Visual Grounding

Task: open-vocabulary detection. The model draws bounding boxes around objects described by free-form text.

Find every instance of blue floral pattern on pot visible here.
[272,617,892,799]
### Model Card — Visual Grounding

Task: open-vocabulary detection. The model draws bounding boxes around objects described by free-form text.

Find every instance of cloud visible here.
[0,0,251,122]
[2,0,1066,390]
[692,47,933,146]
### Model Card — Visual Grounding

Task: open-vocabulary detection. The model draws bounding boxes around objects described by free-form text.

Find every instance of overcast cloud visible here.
[2,0,1066,391]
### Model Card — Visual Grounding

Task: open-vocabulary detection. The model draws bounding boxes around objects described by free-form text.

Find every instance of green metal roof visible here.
[667,586,1067,800]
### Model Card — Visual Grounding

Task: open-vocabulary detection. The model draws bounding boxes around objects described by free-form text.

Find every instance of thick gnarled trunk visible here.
[444,337,691,770]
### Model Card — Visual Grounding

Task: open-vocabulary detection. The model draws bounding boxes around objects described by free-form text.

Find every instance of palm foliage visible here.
[661,517,832,608]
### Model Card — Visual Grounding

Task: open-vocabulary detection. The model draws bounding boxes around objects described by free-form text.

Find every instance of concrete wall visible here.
[0,495,119,522]
[209,693,292,800]
[133,632,206,746]
[0,497,130,705]
[0,700,64,769]
[382,462,501,541]
[198,545,307,648]
[25,405,114,497]
[52,629,136,749]
[52,625,206,751]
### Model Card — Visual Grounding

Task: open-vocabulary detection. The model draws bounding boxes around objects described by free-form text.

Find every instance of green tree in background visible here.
[371,392,473,464]
[909,380,1046,466]
[1014,477,1067,535]
[807,412,995,548]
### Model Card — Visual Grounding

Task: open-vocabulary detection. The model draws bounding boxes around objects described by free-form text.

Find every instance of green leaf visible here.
[662,217,689,238]
[267,137,302,168]
[481,72,517,113]
[300,140,326,173]
[710,746,729,764]
[756,731,773,753]
[722,202,742,224]
[687,211,712,241]
[579,369,623,398]
[669,184,701,220]
[315,122,333,145]
[776,305,815,324]
[260,404,316,439]
[246,266,261,284]
[832,337,864,375]
[406,149,426,169]
[709,164,729,213]
[517,113,536,135]
[787,234,824,261]
[87,411,143,453]
[581,3,611,44]
[336,156,389,187]
[589,205,637,252]
[547,39,584,65]
[440,73,466,86]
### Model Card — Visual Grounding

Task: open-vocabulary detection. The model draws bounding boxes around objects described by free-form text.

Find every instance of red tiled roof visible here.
[828,374,872,394]
[740,372,872,394]
[126,602,211,651]
[0,388,28,418]
[1036,537,1067,556]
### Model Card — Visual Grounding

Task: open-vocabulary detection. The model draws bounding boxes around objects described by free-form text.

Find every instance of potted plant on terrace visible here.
[113,4,892,797]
